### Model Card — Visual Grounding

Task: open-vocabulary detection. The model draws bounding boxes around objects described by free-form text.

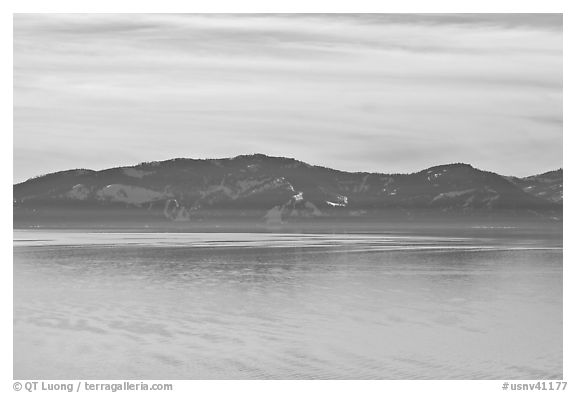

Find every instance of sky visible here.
[13,13,562,183]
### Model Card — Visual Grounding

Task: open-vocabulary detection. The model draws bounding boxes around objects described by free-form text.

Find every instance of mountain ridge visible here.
[15,154,561,185]
[14,154,562,227]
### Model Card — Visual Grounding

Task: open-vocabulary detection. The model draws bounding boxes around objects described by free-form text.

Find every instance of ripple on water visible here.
[14,231,562,379]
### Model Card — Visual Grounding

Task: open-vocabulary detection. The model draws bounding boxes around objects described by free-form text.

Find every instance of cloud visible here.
[13,13,562,182]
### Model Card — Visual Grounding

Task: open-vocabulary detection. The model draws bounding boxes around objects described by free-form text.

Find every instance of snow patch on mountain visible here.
[264,193,322,224]
[431,188,500,208]
[198,177,294,204]
[326,195,348,207]
[480,193,500,208]
[238,177,292,196]
[65,184,90,200]
[431,189,476,203]
[97,184,170,205]
[426,171,444,182]
[164,199,191,221]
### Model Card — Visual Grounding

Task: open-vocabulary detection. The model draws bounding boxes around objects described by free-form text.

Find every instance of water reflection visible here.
[14,231,562,379]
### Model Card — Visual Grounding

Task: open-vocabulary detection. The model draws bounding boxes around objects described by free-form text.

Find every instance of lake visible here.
[13,230,562,379]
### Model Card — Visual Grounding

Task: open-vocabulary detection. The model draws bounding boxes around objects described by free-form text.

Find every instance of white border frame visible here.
[3,2,570,392]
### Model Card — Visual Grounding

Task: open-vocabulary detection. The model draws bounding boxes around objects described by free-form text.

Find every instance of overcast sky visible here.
[14,13,562,182]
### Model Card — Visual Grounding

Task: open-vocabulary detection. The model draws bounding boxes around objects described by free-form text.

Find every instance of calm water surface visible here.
[14,230,562,379]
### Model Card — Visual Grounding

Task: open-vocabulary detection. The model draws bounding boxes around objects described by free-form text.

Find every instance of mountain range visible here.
[13,154,562,228]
